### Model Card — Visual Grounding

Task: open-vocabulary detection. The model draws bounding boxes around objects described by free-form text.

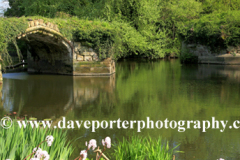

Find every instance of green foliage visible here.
[113,135,180,160]
[3,0,240,60]
[201,0,240,14]
[5,0,92,17]
[178,10,240,50]
[0,17,28,66]
[180,52,198,64]
[5,0,25,17]
[0,120,73,160]
[4,0,193,59]
[0,16,172,62]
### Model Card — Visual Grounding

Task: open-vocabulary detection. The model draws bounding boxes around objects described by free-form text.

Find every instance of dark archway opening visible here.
[21,33,73,74]
[5,31,73,75]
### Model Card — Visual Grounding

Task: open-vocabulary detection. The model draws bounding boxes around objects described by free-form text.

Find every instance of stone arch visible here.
[17,19,73,74]
[0,19,115,83]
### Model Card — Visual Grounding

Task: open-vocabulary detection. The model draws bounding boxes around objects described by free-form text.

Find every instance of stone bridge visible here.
[0,19,115,82]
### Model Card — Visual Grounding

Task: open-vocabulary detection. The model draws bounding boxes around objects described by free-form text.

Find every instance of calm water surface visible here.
[1,59,240,160]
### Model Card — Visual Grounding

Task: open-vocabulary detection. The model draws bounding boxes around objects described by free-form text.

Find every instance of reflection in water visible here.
[1,74,115,120]
[183,64,240,82]
[2,74,74,118]
[1,60,240,160]
[73,75,115,109]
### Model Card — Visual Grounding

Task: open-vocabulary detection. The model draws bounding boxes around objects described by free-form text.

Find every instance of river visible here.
[1,59,240,160]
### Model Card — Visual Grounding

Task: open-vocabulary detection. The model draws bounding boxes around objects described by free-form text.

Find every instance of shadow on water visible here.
[1,59,240,160]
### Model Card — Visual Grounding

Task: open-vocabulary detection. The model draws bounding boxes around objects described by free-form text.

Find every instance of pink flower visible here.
[102,139,105,146]
[80,150,87,160]
[88,139,97,150]
[34,149,42,158]
[45,135,54,146]
[33,147,42,153]
[39,150,50,160]
[102,137,111,148]
[34,150,50,160]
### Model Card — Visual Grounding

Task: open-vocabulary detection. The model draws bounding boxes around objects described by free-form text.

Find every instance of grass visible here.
[0,120,73,160]
[113,135,180,160]
[1,119,180,160]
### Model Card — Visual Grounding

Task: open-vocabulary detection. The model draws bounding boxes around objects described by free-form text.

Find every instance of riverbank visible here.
[198,53,240,65]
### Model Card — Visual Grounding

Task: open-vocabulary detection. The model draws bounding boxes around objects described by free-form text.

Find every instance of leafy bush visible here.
[178,10,240,50]
[113,135,180,160]
[0,17,28,65]
[180,52,198,64]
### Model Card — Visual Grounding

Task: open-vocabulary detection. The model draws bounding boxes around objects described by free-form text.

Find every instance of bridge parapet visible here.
[27,19,60,32]
[17,19,72,49]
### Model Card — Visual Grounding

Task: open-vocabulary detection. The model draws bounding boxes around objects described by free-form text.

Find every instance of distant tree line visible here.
[3,0,240,58]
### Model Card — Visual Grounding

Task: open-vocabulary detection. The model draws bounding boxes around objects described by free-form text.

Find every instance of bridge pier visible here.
[26,41,115,75]
[72,42,115,76]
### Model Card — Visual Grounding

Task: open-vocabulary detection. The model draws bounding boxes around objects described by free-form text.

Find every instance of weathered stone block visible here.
[93,55,99,61]
[90,52,97,56]
[34,20,39,26]
[39,19,44,25]
[53,24,59,32]
[73,58,115,75]
[80,46,88,52]
[77,55,84,61]
[46,22,51,27]
[74,47,78,52]
[102,58,112,67]
[83,52,91,56]
[84,56,93,61]
[30,21,34,27]
[73,53,77,59]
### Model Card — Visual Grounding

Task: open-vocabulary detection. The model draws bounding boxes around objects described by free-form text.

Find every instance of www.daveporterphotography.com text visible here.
[8,117,240,132]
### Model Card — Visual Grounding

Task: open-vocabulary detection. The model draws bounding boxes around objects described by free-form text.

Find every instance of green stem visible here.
[23,140,47,160]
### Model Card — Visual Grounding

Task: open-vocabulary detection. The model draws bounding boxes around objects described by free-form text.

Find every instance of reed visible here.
[0,120,73,160]
[113,136,179,160]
